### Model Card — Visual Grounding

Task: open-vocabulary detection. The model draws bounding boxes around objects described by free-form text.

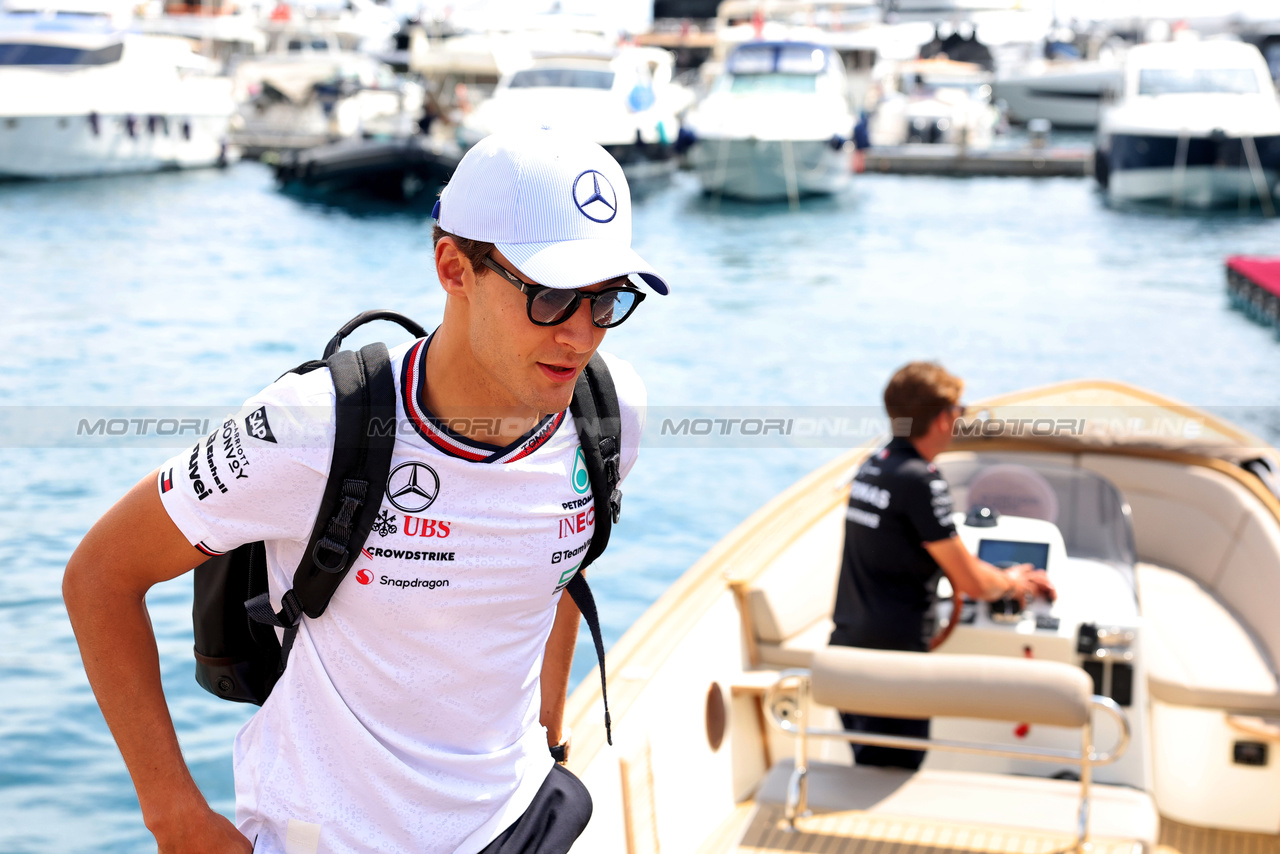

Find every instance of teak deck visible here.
[707,803,1280,854]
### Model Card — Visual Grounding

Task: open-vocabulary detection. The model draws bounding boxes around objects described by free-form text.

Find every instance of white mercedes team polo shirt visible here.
[157,337,644,853]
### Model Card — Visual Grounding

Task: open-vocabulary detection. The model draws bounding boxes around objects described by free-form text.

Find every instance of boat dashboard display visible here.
[976,537,1049,570]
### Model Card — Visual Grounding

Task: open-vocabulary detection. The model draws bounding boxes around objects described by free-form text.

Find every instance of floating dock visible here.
[863,144,1092,178]
[1226,256,1280,335]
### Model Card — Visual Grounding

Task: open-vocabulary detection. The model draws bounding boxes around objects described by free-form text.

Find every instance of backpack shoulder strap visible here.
[566,352,623,745]
[294,342,399,616]
[245,342,398,644]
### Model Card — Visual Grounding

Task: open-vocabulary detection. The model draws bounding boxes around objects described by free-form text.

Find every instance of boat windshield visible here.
[728,43,829,76]
[1138,68,1259,95]
[943,455,1137,567]
[728,73,817,94]
[0,41,122,65]
[508,68,615,90]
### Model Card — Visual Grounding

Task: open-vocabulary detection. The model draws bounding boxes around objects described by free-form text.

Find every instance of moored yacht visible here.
[0,17,235,179]
[868,56,1000,147]
[683,40,853,202]
[562,380,1280,853]
[456,45,690,198]
[229,27,423,157]
[1094,40,1280,209]
[992,59,1122,130]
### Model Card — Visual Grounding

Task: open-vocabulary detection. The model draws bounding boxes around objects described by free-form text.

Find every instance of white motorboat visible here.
[0,15,235,179]
[562,379,1280,853]
[868,56,1000,147]
[1094,40,1280,209]
[683,40,853,202]
[457,45,690,198]
[992,59,1122,129]
[229,27,423,157]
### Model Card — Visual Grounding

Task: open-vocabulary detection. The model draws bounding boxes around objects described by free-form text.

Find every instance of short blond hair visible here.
[883,362,964,438]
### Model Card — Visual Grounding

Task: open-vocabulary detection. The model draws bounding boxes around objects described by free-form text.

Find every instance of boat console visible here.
[926,458,1151,790]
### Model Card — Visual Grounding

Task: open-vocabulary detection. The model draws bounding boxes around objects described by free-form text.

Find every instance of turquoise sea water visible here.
[2,162,1279,851]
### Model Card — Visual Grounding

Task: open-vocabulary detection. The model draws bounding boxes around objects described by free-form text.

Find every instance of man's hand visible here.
[926,537,1057,604]
[152,807,252,854]
[1005,563,1056,603]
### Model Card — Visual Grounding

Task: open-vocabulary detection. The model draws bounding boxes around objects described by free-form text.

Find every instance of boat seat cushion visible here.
[756,617,833,668]
[756,760,1159,850]
[1137,562,1280,712]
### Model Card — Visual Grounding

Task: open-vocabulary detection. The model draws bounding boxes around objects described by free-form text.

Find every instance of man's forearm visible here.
[64,564,206,834]
[65,581,206,826]
[539,593,581,746]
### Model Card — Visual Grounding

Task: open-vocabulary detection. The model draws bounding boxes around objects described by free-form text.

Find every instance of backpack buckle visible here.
[312,537,349,573]
[609,488,623,524]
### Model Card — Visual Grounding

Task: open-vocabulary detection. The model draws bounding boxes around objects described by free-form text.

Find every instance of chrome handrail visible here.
[763,669,1134,853]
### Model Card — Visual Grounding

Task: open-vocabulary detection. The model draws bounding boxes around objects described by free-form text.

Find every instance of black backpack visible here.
[192,310,620,743]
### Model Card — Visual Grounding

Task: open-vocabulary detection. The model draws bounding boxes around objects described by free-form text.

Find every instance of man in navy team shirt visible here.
[830,361,1055,769]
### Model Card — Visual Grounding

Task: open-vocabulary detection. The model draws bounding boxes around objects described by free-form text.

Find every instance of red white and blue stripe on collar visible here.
[400,337,566,464]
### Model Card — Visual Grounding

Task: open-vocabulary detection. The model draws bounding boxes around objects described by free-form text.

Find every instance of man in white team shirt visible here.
[63,129,669,853]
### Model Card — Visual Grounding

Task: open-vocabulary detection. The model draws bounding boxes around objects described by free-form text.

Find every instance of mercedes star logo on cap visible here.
[572,170,617,223]
[385,462,440,513]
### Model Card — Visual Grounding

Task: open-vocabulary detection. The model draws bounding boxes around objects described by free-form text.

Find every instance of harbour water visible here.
[2,162,1279,851]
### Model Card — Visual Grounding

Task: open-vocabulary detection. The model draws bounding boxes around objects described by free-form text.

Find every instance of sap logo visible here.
[558,507,595,539]
[355,568,374,585]
[402,515,451,538]
[244,406,277,443]
[187,445,211,501]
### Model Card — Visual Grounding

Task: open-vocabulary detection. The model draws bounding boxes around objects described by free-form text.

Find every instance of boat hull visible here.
[274,136,459,204]
[689,137,850,201]
[991,66,1121,129]
[0,113,231,179]
[1099,133,1280,206]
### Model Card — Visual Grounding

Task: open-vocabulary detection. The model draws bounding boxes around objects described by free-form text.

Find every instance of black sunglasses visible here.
[478,254,645,328]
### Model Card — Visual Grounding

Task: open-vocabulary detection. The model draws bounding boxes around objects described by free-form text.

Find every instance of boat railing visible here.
[764,646,1131,853]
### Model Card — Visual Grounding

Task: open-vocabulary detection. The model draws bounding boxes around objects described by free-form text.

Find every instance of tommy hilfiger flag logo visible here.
[159,468,174,494]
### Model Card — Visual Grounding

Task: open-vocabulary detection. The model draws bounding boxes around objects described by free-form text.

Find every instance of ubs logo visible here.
[572,170,618,223]
[386,461,440,513]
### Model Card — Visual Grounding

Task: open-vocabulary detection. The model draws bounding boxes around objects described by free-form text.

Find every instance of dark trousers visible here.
[840,712,929,771]
[478,765,593,854]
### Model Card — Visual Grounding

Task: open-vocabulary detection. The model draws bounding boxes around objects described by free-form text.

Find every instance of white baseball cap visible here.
[432,128,669,295]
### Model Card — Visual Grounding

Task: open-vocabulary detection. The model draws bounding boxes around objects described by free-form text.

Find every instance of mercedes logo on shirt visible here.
[572,170,618,223]
[385,461,440,513]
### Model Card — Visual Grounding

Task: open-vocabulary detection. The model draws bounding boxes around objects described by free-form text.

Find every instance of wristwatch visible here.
[549,729,571,765]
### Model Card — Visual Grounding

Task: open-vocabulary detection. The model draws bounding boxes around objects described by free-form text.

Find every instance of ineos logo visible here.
[386,461,440,513]
[572,170,618,223]
[356,568,374,585]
